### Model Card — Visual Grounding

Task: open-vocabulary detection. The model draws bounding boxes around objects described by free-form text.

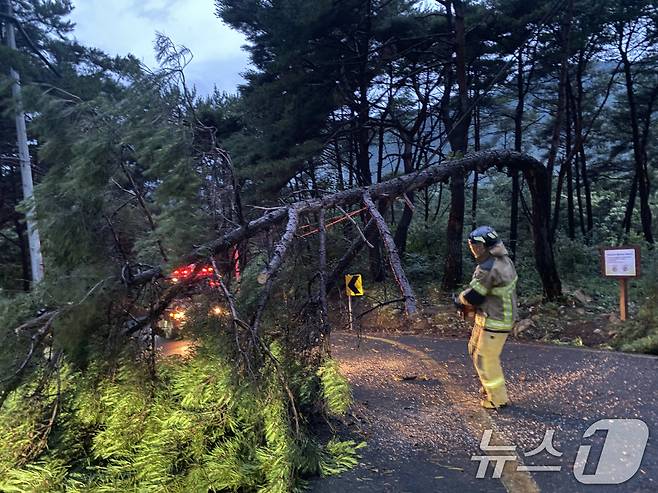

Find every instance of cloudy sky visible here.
[68,0,251,95]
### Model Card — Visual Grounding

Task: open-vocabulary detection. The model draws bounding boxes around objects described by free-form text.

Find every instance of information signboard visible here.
[600,245,641,321]
[601,247,640,278]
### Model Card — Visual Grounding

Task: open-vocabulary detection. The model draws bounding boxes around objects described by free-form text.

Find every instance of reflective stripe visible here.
[479,276,518,332]
[490,276,518,296]
[475,316,512,332]
[483,326,511,334]
[482,376,505,389]
[485,319,514,330]
[469,278,489,295]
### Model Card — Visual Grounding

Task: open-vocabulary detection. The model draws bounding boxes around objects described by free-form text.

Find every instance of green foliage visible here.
[34,71,212,270]
[317,358,352,416]
[615,252,658,354]
[0,337,361,492]
[619,329,658,355]
[319,439,366,477]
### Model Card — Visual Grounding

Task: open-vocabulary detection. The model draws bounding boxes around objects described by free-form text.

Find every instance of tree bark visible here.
[252,207,300,336]
[442,173,465,291]
[9,168,31,290]
[364,192,418,315]
[551,158,567,242]
[621,173,638,241]
[471,91,480,232]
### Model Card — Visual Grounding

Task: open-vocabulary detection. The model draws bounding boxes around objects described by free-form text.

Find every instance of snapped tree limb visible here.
[109,150,561,345]
[169,149,560,299]
[363,191,418,315]
[317,208,330,345]
[252,206,300,336]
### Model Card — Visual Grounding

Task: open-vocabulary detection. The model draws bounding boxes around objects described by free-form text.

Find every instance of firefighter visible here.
[455,226,518,409]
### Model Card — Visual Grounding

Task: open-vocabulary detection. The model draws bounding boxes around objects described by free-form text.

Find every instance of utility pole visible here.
[4,0,44,284]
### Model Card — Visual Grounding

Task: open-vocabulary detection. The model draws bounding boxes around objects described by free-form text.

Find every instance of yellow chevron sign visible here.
[345,274,364,296]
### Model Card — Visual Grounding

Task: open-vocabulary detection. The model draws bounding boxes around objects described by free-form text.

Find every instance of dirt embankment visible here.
[331,288,626,350]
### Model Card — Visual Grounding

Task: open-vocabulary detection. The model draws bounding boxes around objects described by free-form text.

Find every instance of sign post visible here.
[600,246,641,321]
[347,293,353,332]
[345,274,364,331]
[619,278,628,321]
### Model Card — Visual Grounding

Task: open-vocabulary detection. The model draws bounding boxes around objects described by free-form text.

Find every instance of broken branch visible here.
[252,207,300,336]
[335,205,374,248]
[318,208,330,346]
[363,192,418,315]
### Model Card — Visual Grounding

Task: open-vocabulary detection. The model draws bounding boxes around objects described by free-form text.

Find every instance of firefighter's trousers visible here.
[468,323,509,406]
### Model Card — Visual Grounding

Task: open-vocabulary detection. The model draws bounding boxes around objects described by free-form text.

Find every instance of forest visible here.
[0,0,657,491]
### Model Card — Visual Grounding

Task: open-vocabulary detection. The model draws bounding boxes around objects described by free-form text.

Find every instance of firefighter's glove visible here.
[452,294,467,320]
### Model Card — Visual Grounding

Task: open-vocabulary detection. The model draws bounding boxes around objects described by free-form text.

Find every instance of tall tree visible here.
[611,0,656,244]
[438,0,470,291]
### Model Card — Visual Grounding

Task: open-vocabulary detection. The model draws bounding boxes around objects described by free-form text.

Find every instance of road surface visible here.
[311,332,657,493]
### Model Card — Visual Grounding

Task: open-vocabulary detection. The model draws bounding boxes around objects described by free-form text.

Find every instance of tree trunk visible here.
[619,30,654,244]
[521,163,563,300]
[334,134,345,190]
[471,92,480,232]
[565,82,575,240]
[621,173,638,241]
[440,0,469,291]
[511,49,524,260]
[471,171,478,233]
[9,168,31,290]
[364,192,418,315]
[394,139,415,255]
[318,209,330,346]
[575,151,585,237]
[574,55,593,235]
[551,157,567,241]
[545,1,572,220]
[377,119,385,184]
[442,172,465,291]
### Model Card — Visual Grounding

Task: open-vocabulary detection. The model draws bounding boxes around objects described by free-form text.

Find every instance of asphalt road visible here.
[311,332,658,493]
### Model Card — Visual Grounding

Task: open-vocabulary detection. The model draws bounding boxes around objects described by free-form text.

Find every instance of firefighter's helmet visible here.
[468,226,500,247]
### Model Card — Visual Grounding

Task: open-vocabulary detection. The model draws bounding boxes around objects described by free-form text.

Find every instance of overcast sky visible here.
[68,0,250,96]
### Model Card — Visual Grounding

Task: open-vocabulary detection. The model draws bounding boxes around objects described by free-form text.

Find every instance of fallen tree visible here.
[4,149,562,396]
[142,150,562,300]
[107,149,563,353]
[0,148,563,490]
[194,150,560,295]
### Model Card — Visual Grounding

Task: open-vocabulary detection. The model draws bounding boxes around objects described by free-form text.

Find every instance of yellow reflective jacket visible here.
[459,242,518,332]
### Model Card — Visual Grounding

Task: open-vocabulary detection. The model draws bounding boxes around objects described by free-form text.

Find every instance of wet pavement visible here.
[311,332,658,492]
